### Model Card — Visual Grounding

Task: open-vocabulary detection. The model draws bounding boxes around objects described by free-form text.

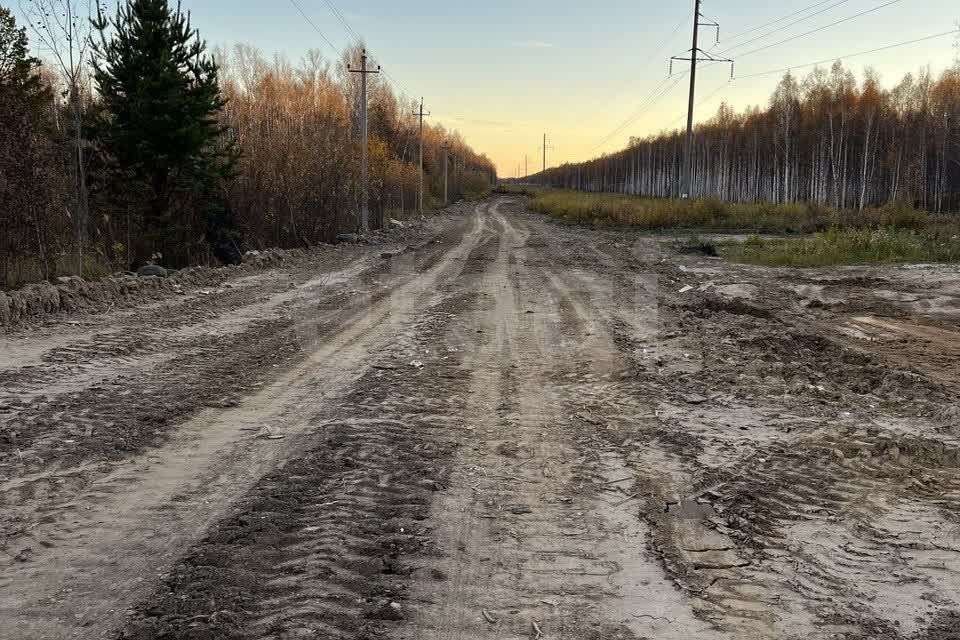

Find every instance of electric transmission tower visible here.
[670,0,733,199]
[539,133,555,186]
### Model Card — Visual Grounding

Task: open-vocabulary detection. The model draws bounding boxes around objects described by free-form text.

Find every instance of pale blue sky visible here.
[17,0,960,174]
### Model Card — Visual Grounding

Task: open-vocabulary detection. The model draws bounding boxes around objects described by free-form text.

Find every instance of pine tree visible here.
[91,0,238,266]
[0,8,37,88]
[0,7,63,282]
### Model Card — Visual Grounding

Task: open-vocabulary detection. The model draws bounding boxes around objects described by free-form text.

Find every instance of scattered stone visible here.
[369,600,404,621]
[136,265,169,278]
[13,547,33,562]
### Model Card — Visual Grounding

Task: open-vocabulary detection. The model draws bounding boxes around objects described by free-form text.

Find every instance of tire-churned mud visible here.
[120,290,477,640]
[3,197,960,640]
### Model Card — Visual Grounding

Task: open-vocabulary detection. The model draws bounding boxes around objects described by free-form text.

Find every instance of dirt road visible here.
[2,197,959,640]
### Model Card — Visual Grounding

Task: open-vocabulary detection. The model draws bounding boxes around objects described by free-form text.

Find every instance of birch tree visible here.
[19,0,93,275]
[537,64,960,214]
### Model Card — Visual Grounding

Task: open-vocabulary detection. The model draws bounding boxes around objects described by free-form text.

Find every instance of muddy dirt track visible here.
[2,196,960,640]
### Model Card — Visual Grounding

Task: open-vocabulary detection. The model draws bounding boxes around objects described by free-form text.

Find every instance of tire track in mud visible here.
[477,205,960,637]
[667,297,960,636]
[534,213,960,638]
[0,258,369,393]
[0,234,458,553]
[0,210,488,640]
[117,290,477,640]
[0,226,461,497]
[403,203,722,640]
[6,198,960,640]
[497,215,786,637]
[0,251,387,460]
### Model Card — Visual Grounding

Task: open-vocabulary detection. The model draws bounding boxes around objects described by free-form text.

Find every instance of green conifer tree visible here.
[0,6,62,281]
[91,0,238,266]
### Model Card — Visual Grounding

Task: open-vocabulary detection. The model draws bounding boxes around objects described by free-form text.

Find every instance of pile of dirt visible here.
[241,247,303,267]
[0,267,231,329]
[1,215,442,330]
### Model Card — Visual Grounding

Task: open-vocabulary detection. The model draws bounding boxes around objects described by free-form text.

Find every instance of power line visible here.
[735,0,904,60]
[593,75,678,150]
[696,78,731,109]
[736,29,960,79]
[661,68,737,132]
[651,12,694,65]
[293,0,422,106]
[594,73,687,150]
[617,74,689,144]
[647,29,957,151]
[721,0,849,46]
[322,0,362,46]
[381,69,417,98]
[594,0,900,160]
[582,4,950,176]
[318,0,416,98]
[716,0,853,56]
[571,9,690,135]
[290,0,495,172]
[288,0,340,55]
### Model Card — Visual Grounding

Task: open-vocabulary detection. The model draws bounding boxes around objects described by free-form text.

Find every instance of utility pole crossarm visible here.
[669,51,734,78]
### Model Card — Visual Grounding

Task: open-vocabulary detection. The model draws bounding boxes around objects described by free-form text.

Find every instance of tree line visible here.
[0,0,495,287]
[535,60,960,214]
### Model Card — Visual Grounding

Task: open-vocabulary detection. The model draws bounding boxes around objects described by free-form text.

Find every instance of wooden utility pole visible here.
[412,97,430,215]
[348,49,380,231]
[442,141,452,204]
[671,1,732,199]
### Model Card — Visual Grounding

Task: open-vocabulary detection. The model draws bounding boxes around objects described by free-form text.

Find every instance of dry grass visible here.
[513,187,948,233]
[719,227,960,267]
[511,186,960,266]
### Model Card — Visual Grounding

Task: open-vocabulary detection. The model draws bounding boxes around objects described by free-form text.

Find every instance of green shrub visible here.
[461,171,492,200]
[524,189,836,232]
[724,226,960,267]
[877,201,928,229]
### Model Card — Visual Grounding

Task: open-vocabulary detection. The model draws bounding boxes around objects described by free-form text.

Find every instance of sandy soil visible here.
[2,197,959,640]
